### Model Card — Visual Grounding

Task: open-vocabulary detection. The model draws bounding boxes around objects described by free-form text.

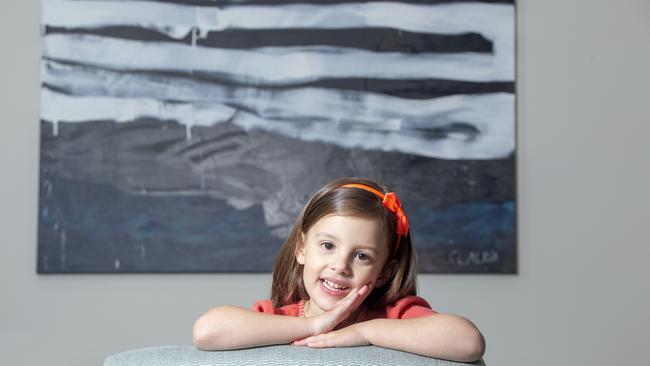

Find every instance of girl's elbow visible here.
[192,306,235,350]
[444,315,485,362]
[192,317,217,350]
[460,326,486,362]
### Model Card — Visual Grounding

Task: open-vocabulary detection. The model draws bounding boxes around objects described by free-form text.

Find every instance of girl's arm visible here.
[192,305,313,350]
[363,314,485,362]
[294,314,485,362]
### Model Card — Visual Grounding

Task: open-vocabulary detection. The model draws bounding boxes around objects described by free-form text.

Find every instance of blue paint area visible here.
[411,201,515,249]
[409,201,516,272]
[38,175,281,272]
[38,173,516,273]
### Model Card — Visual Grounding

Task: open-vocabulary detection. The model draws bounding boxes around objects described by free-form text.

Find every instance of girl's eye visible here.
[321,242,335,250]
[355,252,372,262]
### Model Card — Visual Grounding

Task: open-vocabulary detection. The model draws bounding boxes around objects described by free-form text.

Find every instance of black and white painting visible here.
[38,0,516,273]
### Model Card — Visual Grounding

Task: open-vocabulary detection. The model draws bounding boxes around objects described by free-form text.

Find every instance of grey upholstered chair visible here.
[103,345,486,366]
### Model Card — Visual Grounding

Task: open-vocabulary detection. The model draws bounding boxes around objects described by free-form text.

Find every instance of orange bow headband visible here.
[341,183,409,256]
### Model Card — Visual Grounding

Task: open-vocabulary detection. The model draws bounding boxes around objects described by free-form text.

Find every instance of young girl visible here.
[193,178,485,362]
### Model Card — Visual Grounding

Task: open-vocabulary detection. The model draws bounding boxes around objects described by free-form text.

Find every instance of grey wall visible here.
[1,0,649,365]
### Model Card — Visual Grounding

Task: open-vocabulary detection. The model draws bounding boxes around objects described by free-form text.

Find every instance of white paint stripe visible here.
[41,85,514,159]
[43,59,511,131]
[42,0,512,36]
[41,87,238,127]
[43,0,203,39]
[232,98,514,160]
[43,34,512,82]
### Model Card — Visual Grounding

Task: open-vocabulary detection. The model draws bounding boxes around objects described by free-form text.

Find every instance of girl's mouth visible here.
[319,279,350,297]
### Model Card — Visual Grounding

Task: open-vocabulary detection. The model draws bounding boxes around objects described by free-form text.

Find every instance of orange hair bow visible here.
[341,183,410,256]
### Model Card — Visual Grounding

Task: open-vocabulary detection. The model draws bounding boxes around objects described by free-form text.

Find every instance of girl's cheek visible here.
[362,267,380,279]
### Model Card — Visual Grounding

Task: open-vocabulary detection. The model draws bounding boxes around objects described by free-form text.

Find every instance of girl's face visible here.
[296,214,392,317]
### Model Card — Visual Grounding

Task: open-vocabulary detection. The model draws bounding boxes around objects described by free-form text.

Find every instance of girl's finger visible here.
[306,340,328,348]
[305,336,332,348]
[357,284,370,296]
[337,283,372,313]
[296,335,320,345]
[342,285,367,307]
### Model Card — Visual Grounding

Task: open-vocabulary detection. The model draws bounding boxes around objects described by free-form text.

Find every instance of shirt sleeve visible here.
[251,300,301,316]
[252,299,276,314]
[386,295,438,319]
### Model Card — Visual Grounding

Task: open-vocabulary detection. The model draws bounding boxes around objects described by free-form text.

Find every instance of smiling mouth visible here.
[320,279,349,293]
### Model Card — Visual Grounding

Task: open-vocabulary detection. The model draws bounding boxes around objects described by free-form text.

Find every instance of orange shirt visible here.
[252,295,437,320]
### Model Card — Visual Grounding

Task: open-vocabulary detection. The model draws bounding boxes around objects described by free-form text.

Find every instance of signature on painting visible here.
[448,249,500,266]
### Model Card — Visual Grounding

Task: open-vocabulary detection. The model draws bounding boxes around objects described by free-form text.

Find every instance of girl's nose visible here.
[329,255,351,275]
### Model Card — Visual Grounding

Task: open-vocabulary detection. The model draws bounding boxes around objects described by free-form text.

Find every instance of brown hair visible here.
[271,177,418,309]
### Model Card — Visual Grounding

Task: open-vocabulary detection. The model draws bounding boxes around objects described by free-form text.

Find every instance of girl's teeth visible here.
[323,280,347,291]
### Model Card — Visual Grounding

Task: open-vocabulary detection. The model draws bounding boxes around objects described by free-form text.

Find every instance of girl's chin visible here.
[306,293,342,314]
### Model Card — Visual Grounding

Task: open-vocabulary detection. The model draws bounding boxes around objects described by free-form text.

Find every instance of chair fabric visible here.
[103,345,486,366]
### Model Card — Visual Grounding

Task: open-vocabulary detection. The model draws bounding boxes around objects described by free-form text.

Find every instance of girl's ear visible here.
[376,259,398,287]
[296,232,306,265]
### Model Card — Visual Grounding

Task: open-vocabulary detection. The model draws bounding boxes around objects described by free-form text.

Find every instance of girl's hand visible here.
[292,322,370,348]
[307,283,371,336]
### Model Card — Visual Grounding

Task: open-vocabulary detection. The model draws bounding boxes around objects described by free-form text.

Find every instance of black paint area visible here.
[44,26,493,54]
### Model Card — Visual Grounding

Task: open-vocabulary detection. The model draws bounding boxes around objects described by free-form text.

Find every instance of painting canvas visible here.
[38,0,516,273]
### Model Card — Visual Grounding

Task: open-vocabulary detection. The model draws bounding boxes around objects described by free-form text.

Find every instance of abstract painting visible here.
[38,0,516,273]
